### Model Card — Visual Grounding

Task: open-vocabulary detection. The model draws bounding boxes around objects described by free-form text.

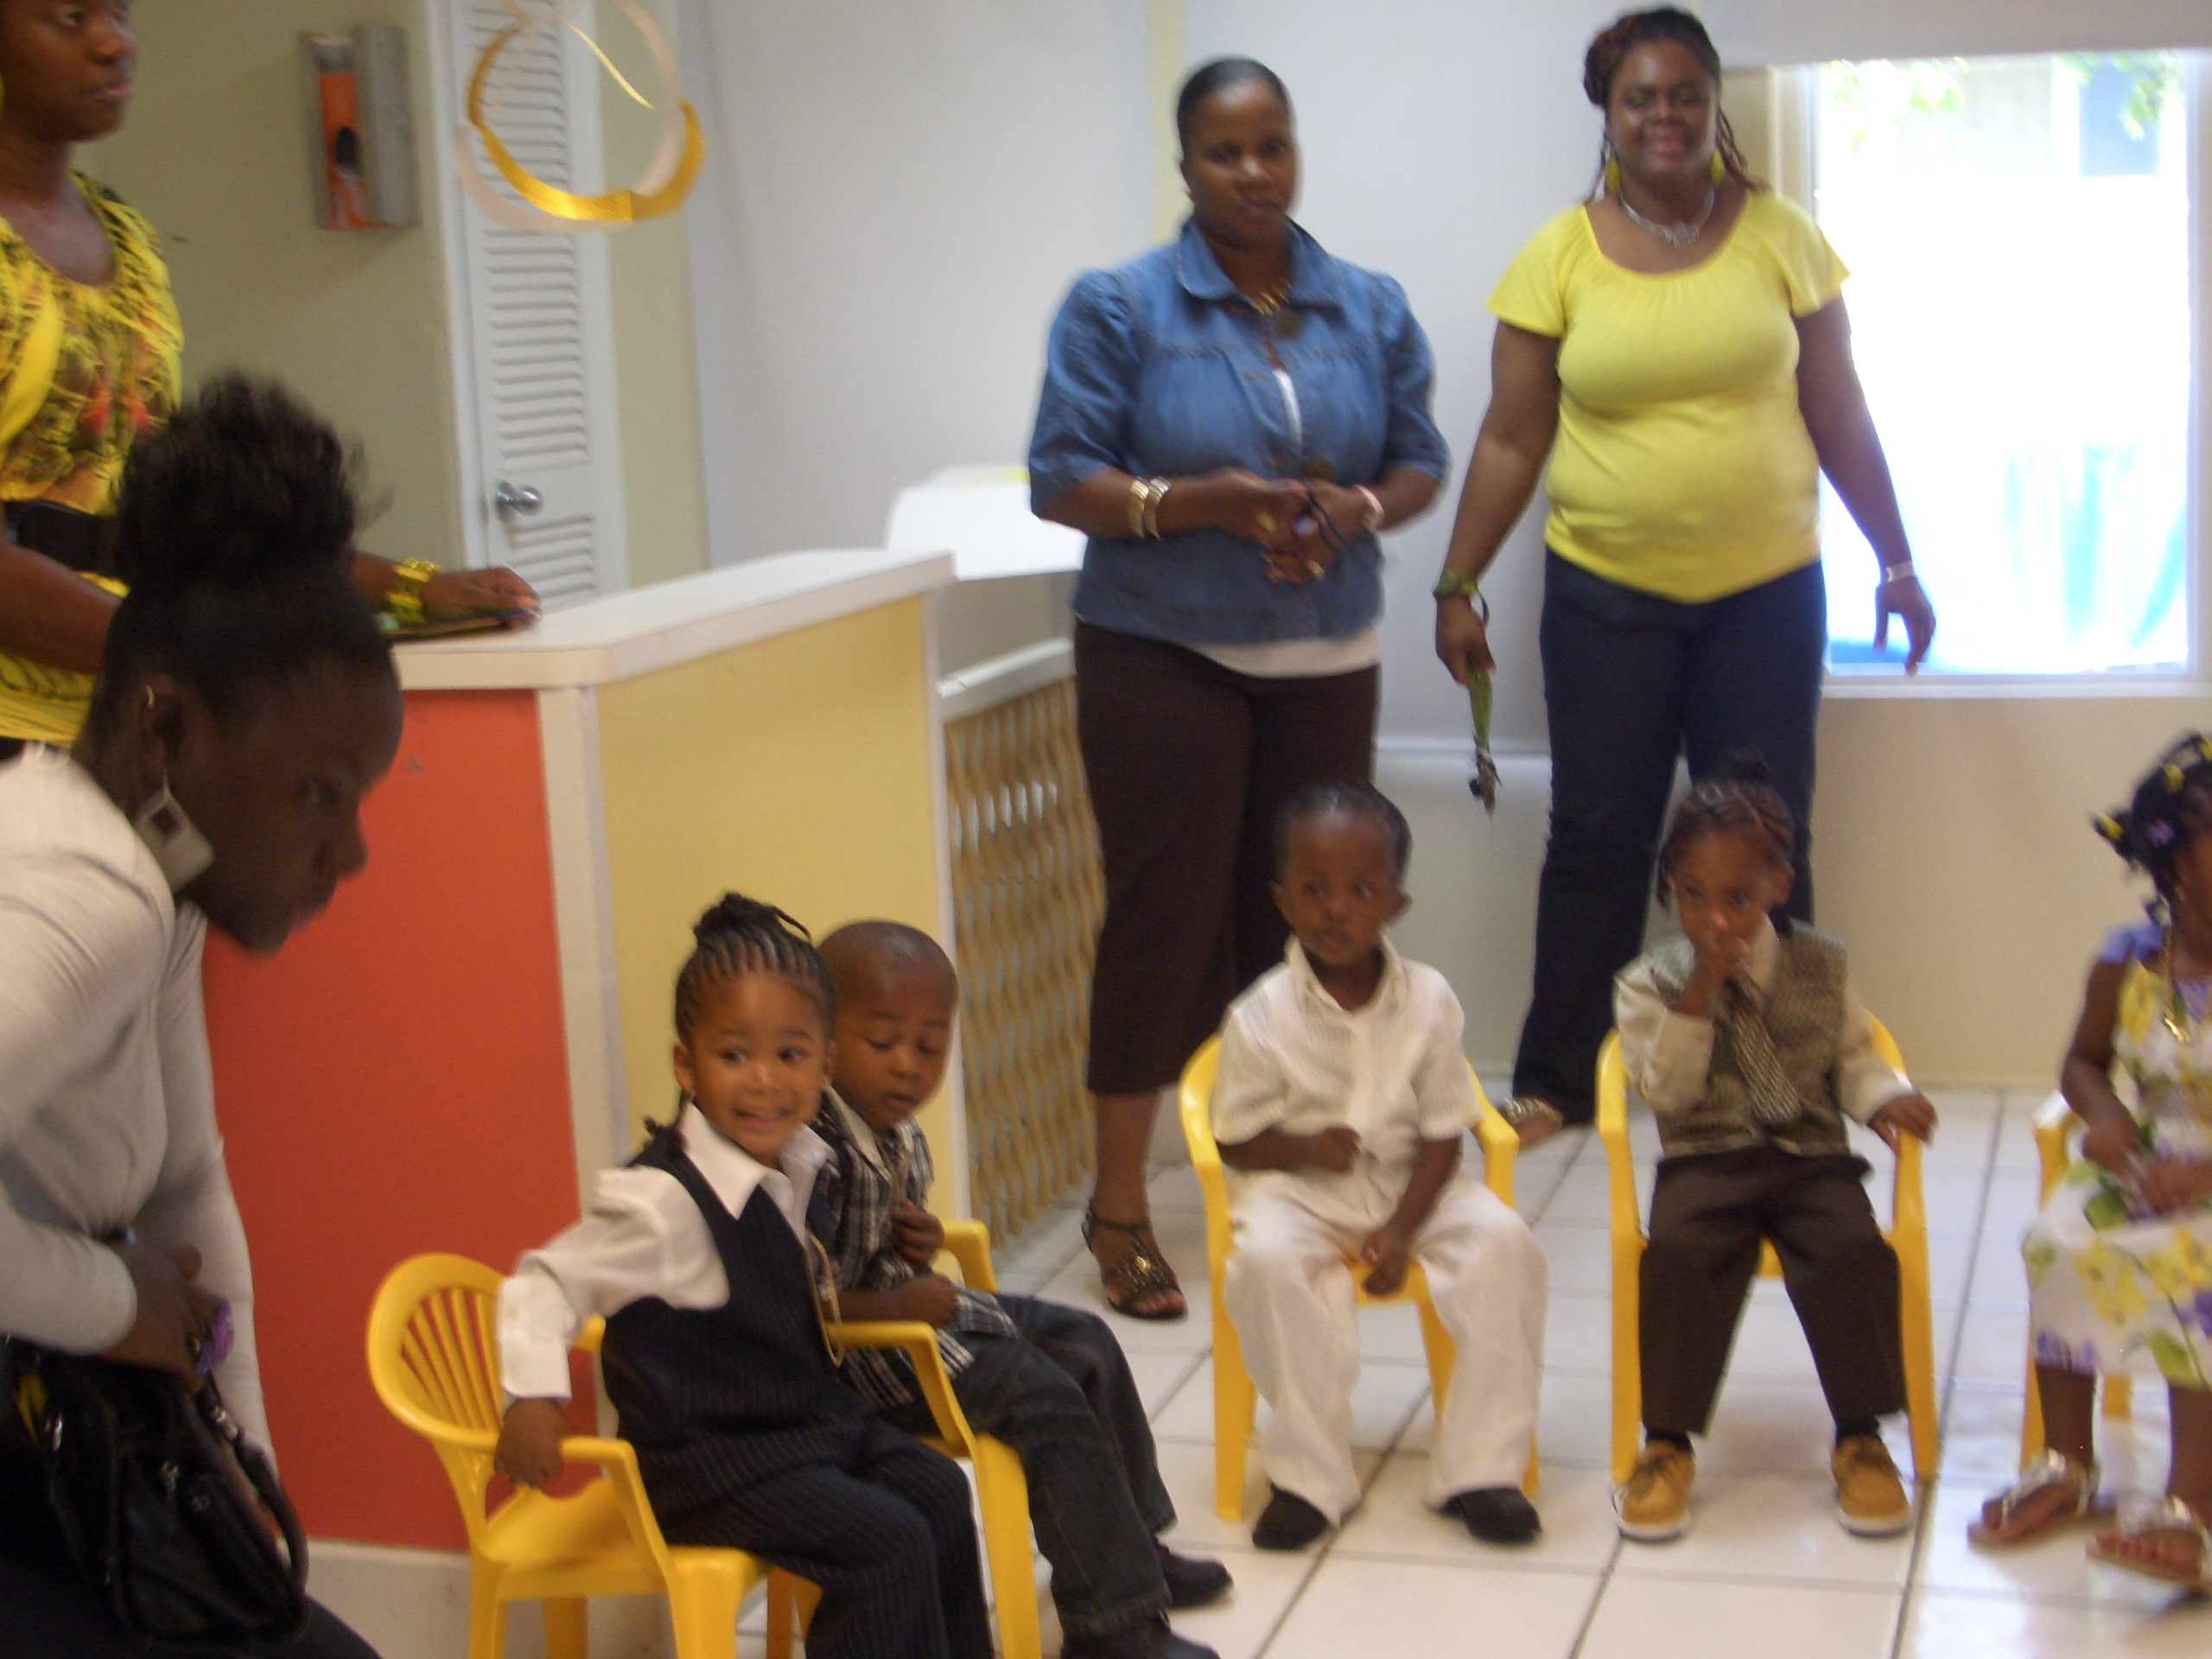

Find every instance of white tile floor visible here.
[958,1086,2212,1659]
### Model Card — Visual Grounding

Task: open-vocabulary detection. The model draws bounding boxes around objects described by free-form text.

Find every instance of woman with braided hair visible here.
[1433,6,1937,1145]
[1972,735,2212,1593]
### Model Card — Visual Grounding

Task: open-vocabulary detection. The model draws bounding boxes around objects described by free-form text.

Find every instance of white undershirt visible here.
[0,746,269,1452]
[496,1101,830,1402]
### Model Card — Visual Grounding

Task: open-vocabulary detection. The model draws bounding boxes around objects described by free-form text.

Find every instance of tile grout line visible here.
[1885,1088,2011,1659]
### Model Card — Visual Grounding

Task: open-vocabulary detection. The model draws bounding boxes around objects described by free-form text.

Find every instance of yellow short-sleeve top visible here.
[1488,192,1847,604]
[0,175,183,745]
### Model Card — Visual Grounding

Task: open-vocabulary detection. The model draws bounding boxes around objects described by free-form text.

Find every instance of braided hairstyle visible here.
[673,893,837,1039]
[652,893,836,1149]
[2095,734,2212,915]
[1656,751,1795,902]
[1582,7,1757,197]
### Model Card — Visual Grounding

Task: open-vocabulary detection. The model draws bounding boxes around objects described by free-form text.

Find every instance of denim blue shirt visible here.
[1028,219,1450,647]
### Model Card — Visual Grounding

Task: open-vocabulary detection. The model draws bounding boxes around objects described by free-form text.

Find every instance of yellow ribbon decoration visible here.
[458,0,702,232]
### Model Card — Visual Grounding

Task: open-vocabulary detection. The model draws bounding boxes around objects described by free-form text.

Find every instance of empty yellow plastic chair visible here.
[366,1252,796,1659]
[1595,1018,1938,1486]
[2018,1091,2132,1466]
[1175,1035,1535,1522]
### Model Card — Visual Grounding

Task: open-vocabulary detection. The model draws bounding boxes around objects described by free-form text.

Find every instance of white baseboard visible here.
[308,1541,683,1659]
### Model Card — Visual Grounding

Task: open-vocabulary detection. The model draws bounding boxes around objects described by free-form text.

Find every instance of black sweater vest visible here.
[601,1130,868,1516]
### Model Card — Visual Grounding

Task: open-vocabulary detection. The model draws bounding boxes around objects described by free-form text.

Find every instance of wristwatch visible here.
[384,558,441,628]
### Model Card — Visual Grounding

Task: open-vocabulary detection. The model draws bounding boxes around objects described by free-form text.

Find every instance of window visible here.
[1810,53,2196,677]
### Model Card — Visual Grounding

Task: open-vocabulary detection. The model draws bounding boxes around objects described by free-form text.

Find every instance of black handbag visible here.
[3,1341,310,1654]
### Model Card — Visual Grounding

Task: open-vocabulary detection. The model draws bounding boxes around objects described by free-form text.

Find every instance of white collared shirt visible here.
[1614,916,1911,1126]
[0,747,269,1454]
[496,1101,830,1402]
[1212,938,1477,1189]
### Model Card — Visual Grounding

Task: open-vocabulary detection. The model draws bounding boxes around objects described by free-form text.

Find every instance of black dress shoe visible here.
[1251,1485,1331,1551]
[1062,1616,1219,1659]
[1445,1485,1541,1545]
[1157,1542,1233,1608]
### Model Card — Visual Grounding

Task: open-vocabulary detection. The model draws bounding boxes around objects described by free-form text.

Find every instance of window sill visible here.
[1821,672,2208,701]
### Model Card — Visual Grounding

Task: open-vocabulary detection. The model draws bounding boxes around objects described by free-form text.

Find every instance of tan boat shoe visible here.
[1617,1441,1695,1541]
[1833,1433,1913,1536]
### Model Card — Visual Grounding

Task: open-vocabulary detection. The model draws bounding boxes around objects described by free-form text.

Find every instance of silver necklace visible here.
[1617,182,1715,248]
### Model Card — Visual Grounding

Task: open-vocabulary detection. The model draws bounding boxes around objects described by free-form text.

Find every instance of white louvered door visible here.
[432,0,628,605]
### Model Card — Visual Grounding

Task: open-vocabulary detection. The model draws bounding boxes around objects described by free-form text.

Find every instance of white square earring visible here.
[133,781,214,889]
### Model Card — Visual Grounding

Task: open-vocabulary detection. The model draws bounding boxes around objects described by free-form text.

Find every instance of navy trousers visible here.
[1513,554,1827,1121]
[661,1416,991,1659]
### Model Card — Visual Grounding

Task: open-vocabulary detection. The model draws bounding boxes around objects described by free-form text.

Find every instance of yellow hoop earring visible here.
[1709,148,1726,184]
[1604,150,1621,194]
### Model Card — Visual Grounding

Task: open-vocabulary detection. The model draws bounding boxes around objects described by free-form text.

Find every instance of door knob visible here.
[493,481,543,519]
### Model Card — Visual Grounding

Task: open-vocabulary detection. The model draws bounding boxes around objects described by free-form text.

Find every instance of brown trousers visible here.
[1074,621,1377,1095]
[1640,1145,1905,1436]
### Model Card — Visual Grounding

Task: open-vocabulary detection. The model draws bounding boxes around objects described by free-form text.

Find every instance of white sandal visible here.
[2088,1495,2212,1591]
[1967,1451,2113,1548]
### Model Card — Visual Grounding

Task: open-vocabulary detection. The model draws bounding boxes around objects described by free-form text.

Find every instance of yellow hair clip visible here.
[2094,812,2127,845]
[2166,763,2187,792]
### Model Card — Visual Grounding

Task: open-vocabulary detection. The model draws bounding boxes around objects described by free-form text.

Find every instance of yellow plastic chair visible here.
[1596,1018,1938,1485]
[366,1252,796,1659]
[2018,1091,2132,1465]
[827,1218,1040,1659]
[1175,1036,1535,1522]
[370,1240,1042,1659]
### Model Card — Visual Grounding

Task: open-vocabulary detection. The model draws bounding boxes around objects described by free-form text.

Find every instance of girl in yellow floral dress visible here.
[1973,734,2212,1591]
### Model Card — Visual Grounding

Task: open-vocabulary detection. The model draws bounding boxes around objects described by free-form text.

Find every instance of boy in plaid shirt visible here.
[812,923,1228,1659]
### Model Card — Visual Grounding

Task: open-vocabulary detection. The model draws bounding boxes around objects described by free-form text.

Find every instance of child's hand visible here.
[893,1274,961,1328]
[2133,1157,2212,1215]
[494,1399,571,1491]
[2081,1116,2145,1181]
[1867,1093,1937,1149]
[893,1200,944,1267]
[1304,1126,1362,1173]
[1358,1222,1414,1298]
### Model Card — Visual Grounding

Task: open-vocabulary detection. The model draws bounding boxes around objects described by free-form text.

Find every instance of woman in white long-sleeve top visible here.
[0,378,400,1658]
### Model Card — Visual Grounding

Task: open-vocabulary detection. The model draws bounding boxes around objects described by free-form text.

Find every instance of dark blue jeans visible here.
[1512,553,1826,1122]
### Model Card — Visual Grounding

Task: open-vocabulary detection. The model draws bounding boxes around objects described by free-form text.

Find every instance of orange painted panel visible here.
[202,689,582,1549]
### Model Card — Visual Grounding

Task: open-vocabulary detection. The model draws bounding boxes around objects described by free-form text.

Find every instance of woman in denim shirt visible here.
[1027,58,1449,1319]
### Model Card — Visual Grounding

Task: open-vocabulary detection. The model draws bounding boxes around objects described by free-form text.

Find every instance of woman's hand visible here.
[100,1243,223,1376]
[423,566,541,626]
[1875,573,1936,674]
[1183,469,1306,550]
[1433,594,1494,683]
[494,1399,571,1491]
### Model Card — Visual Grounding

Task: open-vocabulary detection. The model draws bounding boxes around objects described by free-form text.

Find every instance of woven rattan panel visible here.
[946,677,1103,1240]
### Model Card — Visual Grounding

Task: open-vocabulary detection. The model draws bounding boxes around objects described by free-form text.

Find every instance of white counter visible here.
[393,548,957,691]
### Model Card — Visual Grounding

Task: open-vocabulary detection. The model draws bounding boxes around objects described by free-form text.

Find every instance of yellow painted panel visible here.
[595,598,952,1197]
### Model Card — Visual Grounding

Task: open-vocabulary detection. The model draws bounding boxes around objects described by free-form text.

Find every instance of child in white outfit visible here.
[1213,780,1548,1550]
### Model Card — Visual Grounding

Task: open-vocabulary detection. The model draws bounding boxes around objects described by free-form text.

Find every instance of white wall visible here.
[678,0,1154,565]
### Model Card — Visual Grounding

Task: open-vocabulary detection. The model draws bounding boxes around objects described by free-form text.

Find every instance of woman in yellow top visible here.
[1433,8,1936,1142]
[0,1,535,758]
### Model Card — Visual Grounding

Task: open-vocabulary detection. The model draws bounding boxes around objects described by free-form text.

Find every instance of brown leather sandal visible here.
[1084,1209,1187,1321]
